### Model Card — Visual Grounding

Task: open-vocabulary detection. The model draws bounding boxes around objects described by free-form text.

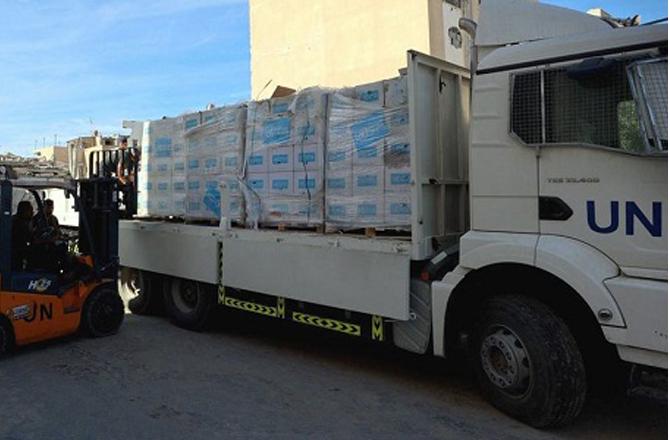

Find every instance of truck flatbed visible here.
[120,219,413,319]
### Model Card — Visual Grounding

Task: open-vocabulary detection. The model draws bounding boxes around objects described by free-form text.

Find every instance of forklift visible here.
[0,160,126,355]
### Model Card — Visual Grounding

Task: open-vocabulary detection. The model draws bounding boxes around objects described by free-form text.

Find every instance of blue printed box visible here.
[262,117,291,146]
[351,110,389,150]
[353,197,384,225]
[222,151,242,173]
[354,80,385,106]
[353,141,384,167]
[293,144,323,171]
[384,167,411,193]
[269,145,293,172]
[385,139,411,167]
[269,172,293,195]
[246,149,268,173]
[247,173,268,195]
[353,166,384,196]
[293,117,323,144]
[326,196,354,224]
[384,76,408,108]
[293,171,323,195]
[202,156,221,175]
[325,169,352,197]
[326,147,352,171]
[385,194,411,226]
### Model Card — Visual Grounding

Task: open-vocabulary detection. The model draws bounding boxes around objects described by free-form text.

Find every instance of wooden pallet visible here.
[184,218,220,226]
[324,224,411,239]
[260,223,325,233]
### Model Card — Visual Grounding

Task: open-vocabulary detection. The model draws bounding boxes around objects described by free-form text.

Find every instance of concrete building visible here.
[34,145,68,167]
[66,131,128,179]
[249,0,478,99]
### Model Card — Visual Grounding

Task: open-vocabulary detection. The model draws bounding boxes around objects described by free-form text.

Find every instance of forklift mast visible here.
[87,148,139,219]
[0,180,12,287]
[77,178,119,279]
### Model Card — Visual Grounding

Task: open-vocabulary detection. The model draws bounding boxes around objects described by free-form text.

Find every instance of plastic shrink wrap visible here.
[325,75,411,230]
[137,116,187,218]
[184,104,246,222]
[243,88,328,227]
[137,105,246,221]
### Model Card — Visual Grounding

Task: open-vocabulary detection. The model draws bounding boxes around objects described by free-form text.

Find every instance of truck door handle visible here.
[539,196,573,221]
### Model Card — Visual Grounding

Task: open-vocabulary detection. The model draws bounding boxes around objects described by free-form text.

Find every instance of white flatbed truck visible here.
[118,1,668,428]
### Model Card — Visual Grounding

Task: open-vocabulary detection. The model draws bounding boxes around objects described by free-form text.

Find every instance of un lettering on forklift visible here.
[24,303,53,322]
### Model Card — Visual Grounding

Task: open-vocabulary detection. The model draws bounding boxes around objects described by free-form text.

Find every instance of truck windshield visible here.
[511,56,668,155]
[627,58,668,152]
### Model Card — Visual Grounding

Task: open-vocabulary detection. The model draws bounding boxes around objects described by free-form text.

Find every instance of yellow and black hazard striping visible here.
[223,296,278,317]
[219,288,286,319]
[217,287,387,342]
[371,315,385,341]
[291,311,361,336]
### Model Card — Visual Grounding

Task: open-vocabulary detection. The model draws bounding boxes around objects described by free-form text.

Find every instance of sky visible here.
[0,0,666,155]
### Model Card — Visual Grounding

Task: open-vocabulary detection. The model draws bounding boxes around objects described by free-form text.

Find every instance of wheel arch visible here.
[435,262,627,386]
[432,233,626,357]
[443,263,600,347]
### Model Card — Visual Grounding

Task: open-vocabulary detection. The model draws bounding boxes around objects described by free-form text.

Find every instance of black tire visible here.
[471,295,586,428]
[119,267,163,315]
[163,278,216,331]
[81,284,125,337]
[0,317,14,358]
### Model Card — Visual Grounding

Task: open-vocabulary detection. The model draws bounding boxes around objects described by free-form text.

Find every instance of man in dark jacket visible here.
[11,201,34,269]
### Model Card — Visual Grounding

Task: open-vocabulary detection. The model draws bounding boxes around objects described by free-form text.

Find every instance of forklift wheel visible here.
[81,285,125,338]
[0,317,14,358]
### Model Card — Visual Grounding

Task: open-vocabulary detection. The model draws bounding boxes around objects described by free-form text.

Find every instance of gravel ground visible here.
[0,310,666,440]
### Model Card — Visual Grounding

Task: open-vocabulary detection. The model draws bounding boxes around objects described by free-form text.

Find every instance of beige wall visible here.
[34,146,67,165]
[250,0,433,99]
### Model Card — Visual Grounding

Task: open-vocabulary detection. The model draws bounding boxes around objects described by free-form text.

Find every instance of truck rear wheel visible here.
[119,267,162,315]
[164,278,216,331]
[81,285,125,337]
[471,295,586,428]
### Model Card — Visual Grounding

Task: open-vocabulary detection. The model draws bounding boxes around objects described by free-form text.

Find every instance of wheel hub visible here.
[172,280,199,313]
[480,326,531,396]
[181,284,198,307]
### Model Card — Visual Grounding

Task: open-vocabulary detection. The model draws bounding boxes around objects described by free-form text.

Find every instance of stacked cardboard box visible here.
[136,77,409,230]
[382,75,411,228]
[325,75,411,229]
[244,88,327,226]
[137,116,187,218]
[184,104,246,222]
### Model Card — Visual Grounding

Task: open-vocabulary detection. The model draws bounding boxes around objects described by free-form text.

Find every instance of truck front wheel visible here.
[164,278,216,331]
[471,295,586,428]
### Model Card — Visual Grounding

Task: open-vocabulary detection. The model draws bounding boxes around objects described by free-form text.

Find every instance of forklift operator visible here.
[11,201,34,269]
[33,198,60,238]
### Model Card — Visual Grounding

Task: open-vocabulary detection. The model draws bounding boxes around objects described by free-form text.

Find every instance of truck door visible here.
[515,57,667,273]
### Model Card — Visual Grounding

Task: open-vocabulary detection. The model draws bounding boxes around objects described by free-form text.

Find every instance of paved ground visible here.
[0,310,666,440]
